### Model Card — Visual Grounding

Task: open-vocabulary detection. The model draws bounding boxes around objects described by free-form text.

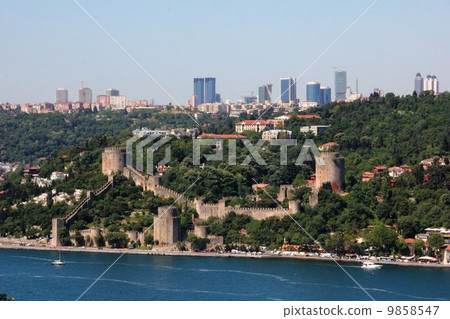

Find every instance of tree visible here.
[71,231,85,247]
[412,239,425,256]
[94,233,105,247]
[104,232,129,248]
[0,293,15,301]
[364,224,398,255]
[427,233,445,258]
[186,233,210,251]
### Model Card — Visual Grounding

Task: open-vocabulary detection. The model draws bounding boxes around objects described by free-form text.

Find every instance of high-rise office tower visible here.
[432,75,439,94]
[280,78,296,104]
[258,84,272,104]
[319,86,332,105]
[193,78,205,106]
[105,88,119,96]
[56,88,68,103]
[423,75,433,91]
[306,81,321,103]
[205,78,216,103]
[414,73,423,94]
[335,70,347,101]
[423,75,439,93]
[215,93,221,103]
[78,87,92,103]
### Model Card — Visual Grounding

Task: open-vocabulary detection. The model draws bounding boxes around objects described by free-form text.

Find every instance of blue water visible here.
[0,249,448,301]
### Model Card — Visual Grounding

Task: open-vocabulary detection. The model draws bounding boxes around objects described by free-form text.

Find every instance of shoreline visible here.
[1,244,449,268]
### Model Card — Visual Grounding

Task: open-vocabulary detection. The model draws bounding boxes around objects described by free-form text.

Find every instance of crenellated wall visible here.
[111,149,302,223]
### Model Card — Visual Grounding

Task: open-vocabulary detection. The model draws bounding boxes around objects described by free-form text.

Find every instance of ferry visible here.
[361,261,382,269]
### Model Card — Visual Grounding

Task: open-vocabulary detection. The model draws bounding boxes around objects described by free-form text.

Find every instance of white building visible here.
[423,75,439,93]
[299,101,318,111]
[110,95,127,109]
[262,129,292,140]
[50,171,68,181]
[235,120,271,133]
[300,125,330,136]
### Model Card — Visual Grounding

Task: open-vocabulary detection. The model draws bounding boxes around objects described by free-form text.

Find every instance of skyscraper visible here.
[205,78,216,103]
[319,86,332,105]
[56,88,68,103]
[335,70,347,101]
[306,81,320,102]
[423,75,439,93]
[432,75,439,94]
[280,78,296,105]
[78,87,92,103]
[105,88,119,96]
[414,73,423,94]
[193,78,205,106]
[258,84,272,104]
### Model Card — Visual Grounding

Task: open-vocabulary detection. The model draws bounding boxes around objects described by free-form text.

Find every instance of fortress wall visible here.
[232,207,286,220]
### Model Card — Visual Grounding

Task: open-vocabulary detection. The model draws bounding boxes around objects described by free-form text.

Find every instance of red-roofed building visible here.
[318,142,338,151]
[361,172,374,182]
[404,238,416,256]
[373,166,387,173]
[235,120,271,133]
[388,166,405,178]
[252,183,269,191]
[197,133,247,139]
[297,114,321,119]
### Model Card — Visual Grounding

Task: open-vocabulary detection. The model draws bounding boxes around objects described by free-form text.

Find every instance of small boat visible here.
[361,261,382,269]
[52,251,66,266]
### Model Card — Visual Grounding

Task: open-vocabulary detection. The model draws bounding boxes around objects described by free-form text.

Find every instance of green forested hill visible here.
[0,109,218,163]
[316,92,450,177]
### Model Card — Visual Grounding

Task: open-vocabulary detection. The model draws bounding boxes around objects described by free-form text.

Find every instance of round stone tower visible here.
[315,142,345,192]
[102,147,126,176]
[153,207,181,245]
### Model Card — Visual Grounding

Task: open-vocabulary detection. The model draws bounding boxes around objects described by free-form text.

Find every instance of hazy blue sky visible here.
[0,0,449,104]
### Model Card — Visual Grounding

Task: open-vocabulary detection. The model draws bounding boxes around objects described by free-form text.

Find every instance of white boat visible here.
[361,261,382,269]
[52,251,66,266]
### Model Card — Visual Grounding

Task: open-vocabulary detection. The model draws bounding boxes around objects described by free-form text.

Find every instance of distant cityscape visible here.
[0,71,442,115]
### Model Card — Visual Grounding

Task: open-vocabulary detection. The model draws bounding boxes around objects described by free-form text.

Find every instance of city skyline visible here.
[0,0,449,104]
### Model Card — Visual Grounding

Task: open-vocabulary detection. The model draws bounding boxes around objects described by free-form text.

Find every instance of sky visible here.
[0,0,449,105]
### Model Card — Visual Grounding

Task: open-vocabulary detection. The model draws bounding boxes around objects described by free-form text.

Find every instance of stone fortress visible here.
[51,144,344,247]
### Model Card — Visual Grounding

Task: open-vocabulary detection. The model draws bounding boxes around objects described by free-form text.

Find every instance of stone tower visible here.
[315,142,345,193]
[102,147,126,176]
[153,207,181,245]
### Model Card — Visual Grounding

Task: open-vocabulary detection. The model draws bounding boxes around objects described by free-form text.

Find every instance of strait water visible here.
[0,249,448,301]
